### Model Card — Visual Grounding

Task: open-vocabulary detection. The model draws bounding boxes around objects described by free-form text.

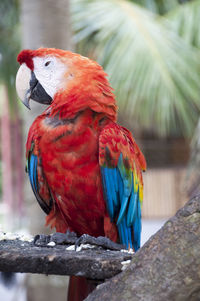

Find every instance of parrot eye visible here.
[44,61,51,67]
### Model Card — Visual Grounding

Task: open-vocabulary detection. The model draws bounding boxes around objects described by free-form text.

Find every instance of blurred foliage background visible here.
[0,0,24,229]
[72,0,200,137]
[0,0,20,111]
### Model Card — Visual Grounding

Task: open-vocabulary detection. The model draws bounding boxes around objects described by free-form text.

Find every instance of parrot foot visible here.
[34,231,125,251]
[33,234,50,246]
[75,234,125,251]
[34,230,78,247]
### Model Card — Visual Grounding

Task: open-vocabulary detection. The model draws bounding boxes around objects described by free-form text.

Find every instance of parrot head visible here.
[16,48,117,120]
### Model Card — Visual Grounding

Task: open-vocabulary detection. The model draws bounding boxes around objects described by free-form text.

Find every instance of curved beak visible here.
[16,64,52,109]
[16,63,32,109]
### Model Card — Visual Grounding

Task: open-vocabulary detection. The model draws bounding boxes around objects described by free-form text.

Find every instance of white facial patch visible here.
[33,56,67,98]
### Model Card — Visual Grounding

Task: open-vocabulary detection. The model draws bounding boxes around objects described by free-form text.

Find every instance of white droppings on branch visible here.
[120,249,134,254]
[47,241,56,247]
[66,244,96,252]
[76,244,96,252]
[66,245,76,251]
[121,259,131,271]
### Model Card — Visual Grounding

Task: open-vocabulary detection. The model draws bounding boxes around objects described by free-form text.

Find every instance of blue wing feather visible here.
[101,152,142,250]
[28,154,38,195]
[127,186,138,227]
[101,168,115,220]
[27,153,52,215]
[133,198,142,251]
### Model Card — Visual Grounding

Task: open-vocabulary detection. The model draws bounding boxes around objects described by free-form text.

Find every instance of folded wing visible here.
[99,123,146,250]
[26,141,53,215]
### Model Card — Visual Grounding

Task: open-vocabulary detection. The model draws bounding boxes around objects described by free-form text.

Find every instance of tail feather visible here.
[68,276,98,301]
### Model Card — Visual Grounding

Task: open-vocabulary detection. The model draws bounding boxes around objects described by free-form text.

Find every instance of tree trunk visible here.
[86,195,200,301]
[21,0,72,50]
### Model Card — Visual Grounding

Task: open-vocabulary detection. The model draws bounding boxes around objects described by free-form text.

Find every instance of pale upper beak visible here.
[16,63,32,109]
[16,63,52,109]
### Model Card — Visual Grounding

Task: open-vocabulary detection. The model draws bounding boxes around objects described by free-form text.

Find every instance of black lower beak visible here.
[30,71,52,105]
[23,71,52,109]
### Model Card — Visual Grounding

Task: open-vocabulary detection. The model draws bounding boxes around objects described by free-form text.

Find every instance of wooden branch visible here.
[0,238,133,280]
[86,196,200,301]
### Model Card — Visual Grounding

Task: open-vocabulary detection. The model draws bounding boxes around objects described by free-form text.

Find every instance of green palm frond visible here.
[133,0,179,14]
[166,0,200,49]
[72,0,200,137]
[165,0,200,188]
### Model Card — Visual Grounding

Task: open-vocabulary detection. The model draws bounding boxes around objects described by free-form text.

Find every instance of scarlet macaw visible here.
[16,48,146,300]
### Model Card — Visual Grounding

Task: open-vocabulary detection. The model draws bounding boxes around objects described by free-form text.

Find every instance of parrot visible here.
[16,48,146,301]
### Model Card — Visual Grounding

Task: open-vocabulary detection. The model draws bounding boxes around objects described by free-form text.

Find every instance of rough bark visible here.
[86,196,200,301]
[0,240,132,280]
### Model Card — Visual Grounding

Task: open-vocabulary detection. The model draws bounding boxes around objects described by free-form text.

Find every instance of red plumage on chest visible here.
[28,110,109,237]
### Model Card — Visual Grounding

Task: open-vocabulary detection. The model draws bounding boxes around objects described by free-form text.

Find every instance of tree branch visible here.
[0,238,133,280]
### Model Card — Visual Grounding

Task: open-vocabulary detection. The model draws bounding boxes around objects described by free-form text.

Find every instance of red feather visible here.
[17,49,34,70]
